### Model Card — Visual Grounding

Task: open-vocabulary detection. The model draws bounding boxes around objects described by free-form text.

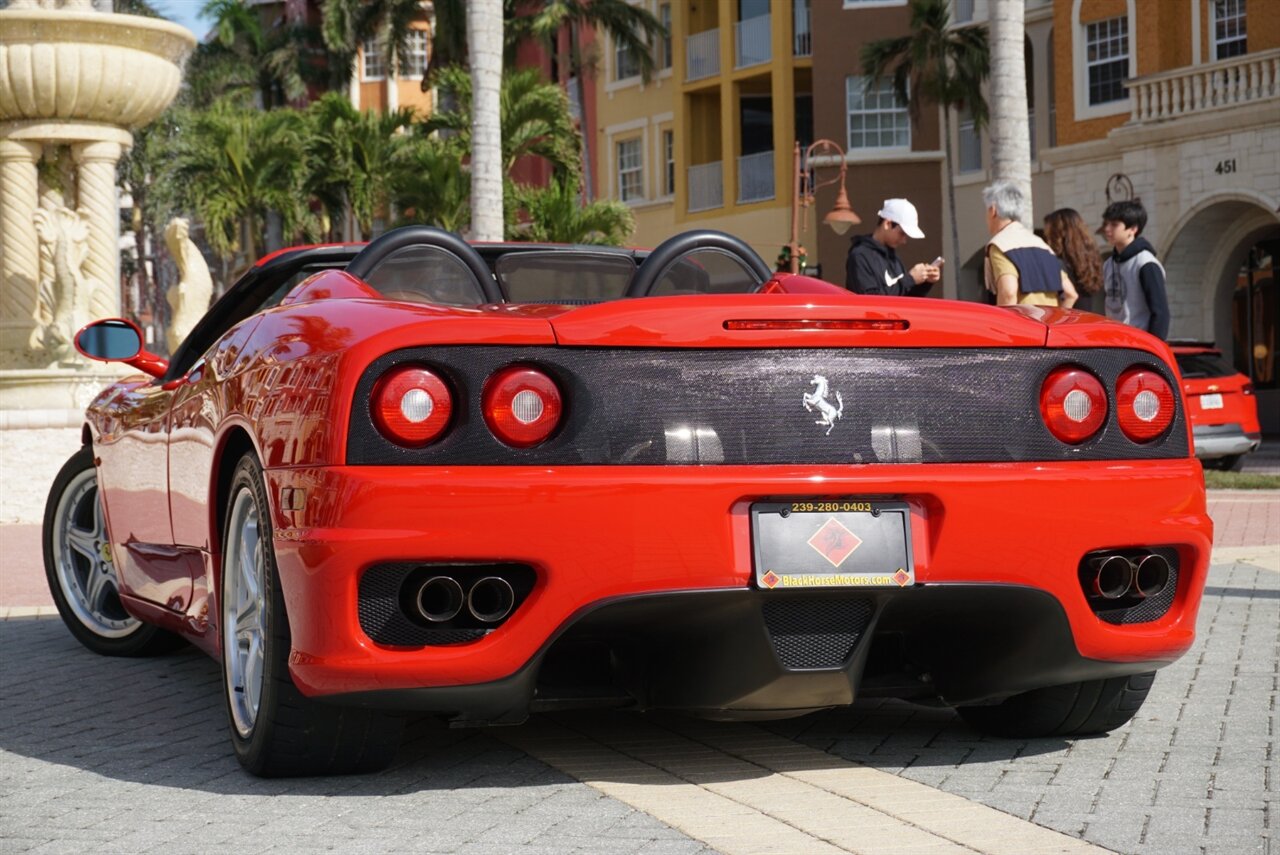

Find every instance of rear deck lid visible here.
[547,294,1049,348]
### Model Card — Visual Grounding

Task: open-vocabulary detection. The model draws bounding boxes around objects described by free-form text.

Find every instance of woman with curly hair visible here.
[1043,208,1104,310]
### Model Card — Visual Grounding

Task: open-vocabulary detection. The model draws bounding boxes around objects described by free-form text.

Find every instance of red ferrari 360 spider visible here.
[46,227,1212,777]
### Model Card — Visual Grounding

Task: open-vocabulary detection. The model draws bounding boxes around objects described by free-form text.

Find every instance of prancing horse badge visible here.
[802,375,843,435]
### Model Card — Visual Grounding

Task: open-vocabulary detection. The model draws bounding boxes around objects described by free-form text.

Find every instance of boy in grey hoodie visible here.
[1101,200,1170,340]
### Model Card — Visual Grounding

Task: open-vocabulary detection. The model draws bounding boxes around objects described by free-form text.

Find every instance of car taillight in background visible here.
[371,365,454,446]
[1040,366,1108,444]
[1116,367,1175,443]
[483,365,563,448]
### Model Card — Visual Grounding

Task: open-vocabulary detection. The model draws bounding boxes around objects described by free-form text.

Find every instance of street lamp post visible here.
[788,139,861,274]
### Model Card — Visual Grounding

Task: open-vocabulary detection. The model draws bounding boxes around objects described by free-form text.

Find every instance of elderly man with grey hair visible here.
[982,180,1077,309]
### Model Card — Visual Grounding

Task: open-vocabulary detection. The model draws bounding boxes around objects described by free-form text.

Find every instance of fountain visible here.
[0,0,194,426]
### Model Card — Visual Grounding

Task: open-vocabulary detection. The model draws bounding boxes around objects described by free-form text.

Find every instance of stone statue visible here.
[164,217,213,354]
[31,204,93,364]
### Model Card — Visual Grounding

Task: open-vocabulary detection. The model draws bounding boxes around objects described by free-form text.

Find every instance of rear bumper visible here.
[266,460,1211,710]
[1192,424,1261,459]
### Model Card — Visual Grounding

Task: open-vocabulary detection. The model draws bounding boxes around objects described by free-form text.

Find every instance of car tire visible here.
[43,446,180,657]
[957,671,1156,738]
[220,452,403,777]
[1204,454,1244,472]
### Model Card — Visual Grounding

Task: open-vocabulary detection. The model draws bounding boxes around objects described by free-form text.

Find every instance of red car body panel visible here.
[263,460,1209,697]
[80,241,1212,717]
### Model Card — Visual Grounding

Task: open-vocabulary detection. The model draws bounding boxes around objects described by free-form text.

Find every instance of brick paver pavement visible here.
[766,552,1278,855]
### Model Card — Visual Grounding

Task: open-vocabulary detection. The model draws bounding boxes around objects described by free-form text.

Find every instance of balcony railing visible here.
[794,1,811,57]
[686,28,720,82]
[688,161,724,212]
[737,151,775,204]
[1128,48,1279,124]
[734,14,771,69]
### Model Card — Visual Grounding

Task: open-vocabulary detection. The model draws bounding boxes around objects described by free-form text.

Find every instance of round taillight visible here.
[1116,367,1175,443]
[371,365,453,447]
[1040,366,1107,444]
[483,366,563,448]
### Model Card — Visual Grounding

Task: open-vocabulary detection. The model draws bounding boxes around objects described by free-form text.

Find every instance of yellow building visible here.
[350,15,435,118]
[596,0,815,265]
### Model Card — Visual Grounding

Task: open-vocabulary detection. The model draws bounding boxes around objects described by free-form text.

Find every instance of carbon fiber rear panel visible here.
[347,347,1187,465]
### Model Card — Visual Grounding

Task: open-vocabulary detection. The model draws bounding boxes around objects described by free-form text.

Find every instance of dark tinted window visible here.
[1175,351,1238,379]
[649,248,763,296]
[363,245,487,306]
[495,251,636,303]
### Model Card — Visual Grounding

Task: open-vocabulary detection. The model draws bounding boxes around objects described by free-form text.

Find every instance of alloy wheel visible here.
[223,486,267,738]
[51,467,138,638]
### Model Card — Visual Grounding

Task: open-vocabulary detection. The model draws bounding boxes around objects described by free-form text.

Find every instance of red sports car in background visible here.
[46,226,1212,777]
[1171,342,1262,471]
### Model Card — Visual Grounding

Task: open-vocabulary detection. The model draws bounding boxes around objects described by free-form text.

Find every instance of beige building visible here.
[1045,0,1279,429]
[946,0,1278,428]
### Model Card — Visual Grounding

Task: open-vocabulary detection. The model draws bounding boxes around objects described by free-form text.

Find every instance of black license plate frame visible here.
[751,499,915,590]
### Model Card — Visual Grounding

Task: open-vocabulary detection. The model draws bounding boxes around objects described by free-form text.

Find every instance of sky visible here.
[154,1,210,39]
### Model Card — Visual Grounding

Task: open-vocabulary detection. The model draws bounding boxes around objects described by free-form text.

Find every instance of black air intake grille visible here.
[763,599,874,669]
[1094,553,1179,625]
[358,564,488,647]
[348,347,1187,465]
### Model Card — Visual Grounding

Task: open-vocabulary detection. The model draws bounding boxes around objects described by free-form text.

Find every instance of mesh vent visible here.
[763,599,873,669]
[358,564,487,646]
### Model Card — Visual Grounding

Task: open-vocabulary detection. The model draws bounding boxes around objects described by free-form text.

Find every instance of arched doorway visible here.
[1162,195,1280,433]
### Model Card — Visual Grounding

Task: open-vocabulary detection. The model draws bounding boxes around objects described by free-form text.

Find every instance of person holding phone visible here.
[844,198,941,297]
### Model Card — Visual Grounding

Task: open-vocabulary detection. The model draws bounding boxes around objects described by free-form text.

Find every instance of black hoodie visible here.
[1106,236,1170,340]
[845,234,933,297]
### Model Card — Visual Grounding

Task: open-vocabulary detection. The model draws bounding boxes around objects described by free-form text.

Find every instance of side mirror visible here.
[74,319,168,379]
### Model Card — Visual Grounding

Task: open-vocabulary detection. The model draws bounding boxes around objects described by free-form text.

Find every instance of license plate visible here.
[1200,393,1223,410]
[752,500,915,589]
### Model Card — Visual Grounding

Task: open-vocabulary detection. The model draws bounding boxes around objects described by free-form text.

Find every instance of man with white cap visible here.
[844,198,940,297]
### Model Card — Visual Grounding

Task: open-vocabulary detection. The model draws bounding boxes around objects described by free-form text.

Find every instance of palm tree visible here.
[393,138,471,233]
[185,0,325,108]
[512,177,634,245]
[989,0,1031,222]
[862,0,989,281]
[306,94,418,241]
[168,102,315,269]
[430,1,665,199]
[424,67,580,177]
[510,1,665,199]
[321,0,426,84]
[469,0,505,241]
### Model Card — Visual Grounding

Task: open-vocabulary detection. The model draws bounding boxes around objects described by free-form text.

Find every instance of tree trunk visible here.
[941,105,961,298]
[468,0,504,241]
[131,187,148,326]
[569,25,594,200]
[989,0,1031,224]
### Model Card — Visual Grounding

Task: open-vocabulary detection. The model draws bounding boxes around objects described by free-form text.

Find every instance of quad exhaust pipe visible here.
[467,576,515,622]
[1086,552,1171,601]
[414,574,516,624]
[416,576,465,622]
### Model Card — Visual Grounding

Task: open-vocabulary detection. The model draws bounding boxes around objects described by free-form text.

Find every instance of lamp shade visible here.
[824,185,861,235]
